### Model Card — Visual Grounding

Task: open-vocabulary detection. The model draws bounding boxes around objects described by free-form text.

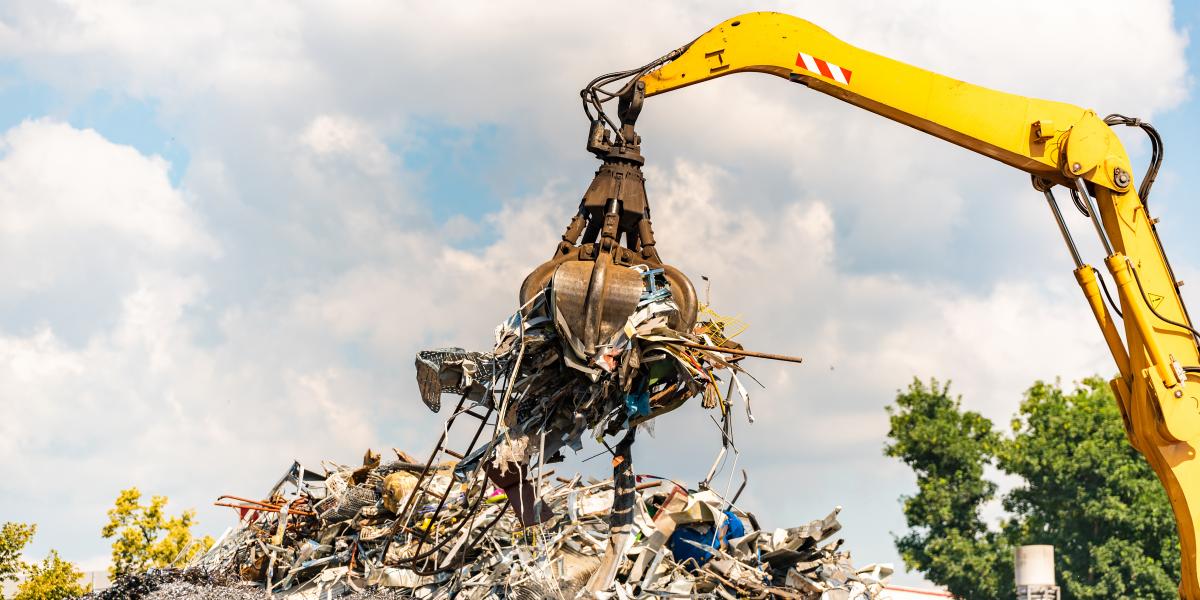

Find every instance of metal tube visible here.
[1042,189,1083,268]
[1074,177,1115,256]
[380,393,469,562]
[412,397,492,560]
[675,341,804,364]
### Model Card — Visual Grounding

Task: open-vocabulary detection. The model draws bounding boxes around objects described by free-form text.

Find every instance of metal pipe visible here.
[674,341,804,364]
[213,502,315,517]
[1074,177,1115,256]
[216,495,283,508]
[1042,189,1083,268]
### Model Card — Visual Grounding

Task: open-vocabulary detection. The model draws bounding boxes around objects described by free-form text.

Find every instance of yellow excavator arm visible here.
[636,11,1200,597]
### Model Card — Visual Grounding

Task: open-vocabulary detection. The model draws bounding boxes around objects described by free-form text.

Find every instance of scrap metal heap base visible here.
[175,282,894,598]
[185,451,893,600]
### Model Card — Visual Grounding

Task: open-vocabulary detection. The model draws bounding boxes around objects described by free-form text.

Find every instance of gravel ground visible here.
[139,582,415,599]
[136,581,271,600]
[81,569,423,599]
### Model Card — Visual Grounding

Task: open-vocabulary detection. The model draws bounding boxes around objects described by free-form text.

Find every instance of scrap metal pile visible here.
[186,131,891,597]
[414,266,763,485]
[193,452,892,599]
[187,282,892,598]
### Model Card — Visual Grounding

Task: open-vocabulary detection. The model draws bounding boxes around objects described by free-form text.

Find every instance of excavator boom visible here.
[631,12,1200,597]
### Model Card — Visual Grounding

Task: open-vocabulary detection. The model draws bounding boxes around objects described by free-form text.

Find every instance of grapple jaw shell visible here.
[520,141,696,357]
[520,245,697,358]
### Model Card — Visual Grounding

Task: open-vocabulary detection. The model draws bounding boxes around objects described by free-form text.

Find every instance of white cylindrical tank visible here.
[1014,545,1056,587]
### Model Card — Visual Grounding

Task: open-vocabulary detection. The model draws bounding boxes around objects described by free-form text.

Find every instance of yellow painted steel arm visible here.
[640,12,1200,598]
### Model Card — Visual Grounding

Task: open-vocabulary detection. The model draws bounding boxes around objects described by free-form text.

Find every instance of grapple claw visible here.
[520,130,696,359]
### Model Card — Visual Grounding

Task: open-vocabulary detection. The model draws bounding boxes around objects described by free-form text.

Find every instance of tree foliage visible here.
[100,488,213,579]
[884,379,1012,598]
[0,522,88,600]
[0,522,37,592]
[12,551,88,600]
[886,377,1180,600]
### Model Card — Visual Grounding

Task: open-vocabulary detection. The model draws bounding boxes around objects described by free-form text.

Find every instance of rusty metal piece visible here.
[484,461,553,528]
[552,259,642,354]
[674,341,804,364]
[214,495,315,517]
[217,495,282,508]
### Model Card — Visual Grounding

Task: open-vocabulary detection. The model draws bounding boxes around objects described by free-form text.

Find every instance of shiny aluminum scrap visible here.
[195,452,892,599]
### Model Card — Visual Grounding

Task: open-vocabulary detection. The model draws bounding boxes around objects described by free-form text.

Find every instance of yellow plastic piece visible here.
[696,303,748,347]
[638,12,1200,596]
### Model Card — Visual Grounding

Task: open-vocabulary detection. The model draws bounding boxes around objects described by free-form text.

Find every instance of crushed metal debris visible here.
[87,236,891,599]
[176,454,891,600]
[148,279,893,599]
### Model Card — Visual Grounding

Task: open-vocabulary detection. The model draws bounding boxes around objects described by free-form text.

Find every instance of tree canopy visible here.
[0,522,37,593]
[12,551,87,600]
[886,377,1180,599]
[100,487,213,579]
[0,522,88,600]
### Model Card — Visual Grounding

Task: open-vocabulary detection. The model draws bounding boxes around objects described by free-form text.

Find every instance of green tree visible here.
[12,551,88,600]
[100,488,213,579]
[0,522,37,594]
[884,379,1012,598]
[0,522,89,600]
[999,379,1179,599]
[886,377,1180,600]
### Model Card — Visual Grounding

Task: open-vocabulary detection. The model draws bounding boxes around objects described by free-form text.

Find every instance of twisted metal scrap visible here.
[415,348,499,412]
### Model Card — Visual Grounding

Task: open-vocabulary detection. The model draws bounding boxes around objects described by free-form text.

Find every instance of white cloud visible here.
[0,119,216,293]
[0,1,310,105]
[0,120,395,566]
[300,114,392,177]
[1,2,1182,286]
[642,159,1110,424]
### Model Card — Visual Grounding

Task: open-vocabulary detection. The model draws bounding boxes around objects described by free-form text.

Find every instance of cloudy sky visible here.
[2,0,1199,587]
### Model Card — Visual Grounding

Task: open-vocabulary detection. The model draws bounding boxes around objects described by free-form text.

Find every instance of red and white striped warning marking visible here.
[795,52,852,85]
